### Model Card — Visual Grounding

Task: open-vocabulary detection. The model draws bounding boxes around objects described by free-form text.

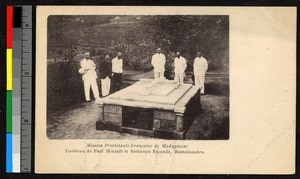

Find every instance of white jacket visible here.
[151,53,166,72]
[80,58,97,80]
[193,56,208,76]
[174,56,187,74]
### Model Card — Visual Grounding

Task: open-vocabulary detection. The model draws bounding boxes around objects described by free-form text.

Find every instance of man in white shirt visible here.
[151,48,166,79]
[111,52,123,92]
[174,51,187,84]
[80,52,100,101]
[193,52,208,94]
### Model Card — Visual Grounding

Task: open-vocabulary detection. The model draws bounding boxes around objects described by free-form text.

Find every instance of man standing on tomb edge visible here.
[151,48,166,79]
[79,52,100,101]
[193,52,208,95]
[174,51,187,84]
[111,52,123,93]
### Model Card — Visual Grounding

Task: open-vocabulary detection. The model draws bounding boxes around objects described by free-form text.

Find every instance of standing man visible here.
[193,52,208,94]
[80,51,100,101]
[174,51,187,84]
[99,55,112,97]
[111,52,123,93]
[151,48,166,79]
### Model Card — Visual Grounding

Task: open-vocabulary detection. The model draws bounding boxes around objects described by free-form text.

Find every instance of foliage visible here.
[48,15,229,73]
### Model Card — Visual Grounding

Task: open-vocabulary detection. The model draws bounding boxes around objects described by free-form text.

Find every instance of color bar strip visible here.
[12,6,22,172]
[7,6,13,90]
[6,5,13,173]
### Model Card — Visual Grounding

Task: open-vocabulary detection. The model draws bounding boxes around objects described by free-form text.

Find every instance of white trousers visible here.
[101,76,111,97]
[83,77,99,101]
[195,75,205,94]
[154,72,164,79]
[174,73,185,84]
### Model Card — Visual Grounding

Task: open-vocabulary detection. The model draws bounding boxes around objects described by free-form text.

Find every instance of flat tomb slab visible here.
[108,79,193,105]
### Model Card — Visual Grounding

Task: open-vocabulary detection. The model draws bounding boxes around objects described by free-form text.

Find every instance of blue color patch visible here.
[6,133,12,173]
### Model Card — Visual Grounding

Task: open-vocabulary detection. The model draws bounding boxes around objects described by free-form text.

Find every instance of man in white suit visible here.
[174,51,187,84]
[80,52,100,101]
[193,52,208,94]
[151,48,166,79]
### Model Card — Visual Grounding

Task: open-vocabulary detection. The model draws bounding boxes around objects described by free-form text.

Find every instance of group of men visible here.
[79,52,123,102]
[79,48,208,102]
[151,48,208,94]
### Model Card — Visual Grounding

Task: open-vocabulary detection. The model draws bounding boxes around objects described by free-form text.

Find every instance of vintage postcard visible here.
[35,6,296,174]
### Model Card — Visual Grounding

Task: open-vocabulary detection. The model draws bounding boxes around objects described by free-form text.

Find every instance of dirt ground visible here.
[47,91,229,140]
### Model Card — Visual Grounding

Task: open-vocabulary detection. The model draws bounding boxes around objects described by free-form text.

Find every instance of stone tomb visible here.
[96,78,200,139]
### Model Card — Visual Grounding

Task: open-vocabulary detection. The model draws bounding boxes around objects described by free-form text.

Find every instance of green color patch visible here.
[6,91,12,133]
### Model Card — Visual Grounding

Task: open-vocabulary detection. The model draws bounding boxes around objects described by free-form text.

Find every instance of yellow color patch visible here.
[7,49,12,90]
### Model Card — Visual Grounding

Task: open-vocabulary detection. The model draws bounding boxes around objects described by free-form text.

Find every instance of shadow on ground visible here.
[186,95,229,140]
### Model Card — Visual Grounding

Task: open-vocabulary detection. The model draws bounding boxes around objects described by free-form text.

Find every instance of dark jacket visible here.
[99,60,112,79]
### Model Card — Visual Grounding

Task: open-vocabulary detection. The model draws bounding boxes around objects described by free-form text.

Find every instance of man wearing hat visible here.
[80,52,100,101]
[174,51,187,84]
[99,55,112,97]
[151,48,166,79]
[193,52,208,94]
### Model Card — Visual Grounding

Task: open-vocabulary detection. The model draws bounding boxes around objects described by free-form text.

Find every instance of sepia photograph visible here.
[35,6,295,174]
[46,15,229,140]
